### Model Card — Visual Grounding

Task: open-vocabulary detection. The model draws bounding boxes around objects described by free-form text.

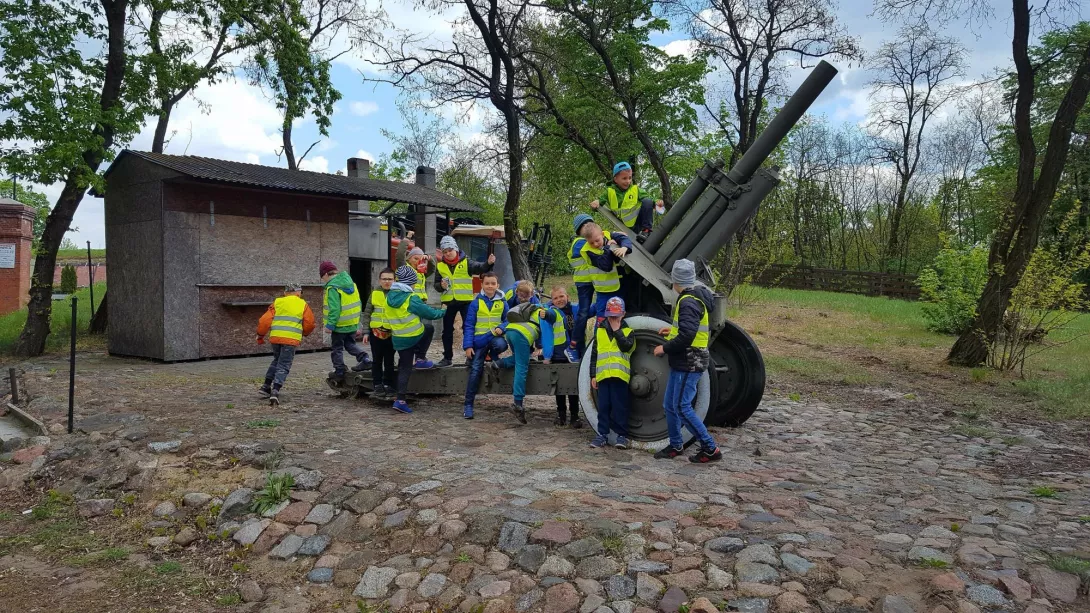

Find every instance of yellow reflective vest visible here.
[665,294,710,348]
[324,284,361,329]
[595,324,634,382]
[369,290,390,330]
[269,295,307,343]
[582,230,622,294]
[385,298,425,339]
[437,258,474,303]
[606,185,641,228]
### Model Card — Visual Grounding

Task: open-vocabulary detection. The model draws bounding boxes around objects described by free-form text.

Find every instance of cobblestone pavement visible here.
[1,351,1088,613]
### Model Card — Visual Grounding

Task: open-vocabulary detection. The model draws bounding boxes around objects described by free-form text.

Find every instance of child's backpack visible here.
[506,302,542,324]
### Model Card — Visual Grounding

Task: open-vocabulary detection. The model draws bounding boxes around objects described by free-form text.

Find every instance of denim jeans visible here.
[463,335,509,407]
[441,300,471,360]
[370,335,396,388]
[499,330,532,404]
[264,344,296,388]
[396,324,435,401]
[663,369,716,450]
[595,377,630,439]
[331,331,367,375]
[574,283,595,355]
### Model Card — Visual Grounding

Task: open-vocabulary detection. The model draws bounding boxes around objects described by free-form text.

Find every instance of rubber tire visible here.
[577,315,711,450]
[704,320,766,427]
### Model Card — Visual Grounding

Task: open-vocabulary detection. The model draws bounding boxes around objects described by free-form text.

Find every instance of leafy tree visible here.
[0,0,147,356]
[60,265,78,294]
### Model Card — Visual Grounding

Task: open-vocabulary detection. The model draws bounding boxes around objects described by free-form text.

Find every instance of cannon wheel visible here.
[577,315,712,450]
[705,321,766,427]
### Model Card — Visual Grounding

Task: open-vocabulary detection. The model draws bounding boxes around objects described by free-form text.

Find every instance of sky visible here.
[40,0,1018,248]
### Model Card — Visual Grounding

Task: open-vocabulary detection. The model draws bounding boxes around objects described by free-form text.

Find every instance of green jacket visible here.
[386,286,446,350]
[323,271,361,333]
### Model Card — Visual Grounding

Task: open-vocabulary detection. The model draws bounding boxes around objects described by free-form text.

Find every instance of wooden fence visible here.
[744,264,921,300]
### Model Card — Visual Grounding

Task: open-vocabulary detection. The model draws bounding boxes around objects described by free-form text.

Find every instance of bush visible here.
[917,242,988,334]
[60,264,77,294]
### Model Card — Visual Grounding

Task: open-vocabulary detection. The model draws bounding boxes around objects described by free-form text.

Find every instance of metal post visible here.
[8,368,20,405]
[86,241,95,323]
[68,296,77,434]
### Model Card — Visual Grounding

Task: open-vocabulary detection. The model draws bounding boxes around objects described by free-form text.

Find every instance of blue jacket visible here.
[463,291,509,350]
[545,302,577,348]
[584,231,635,272]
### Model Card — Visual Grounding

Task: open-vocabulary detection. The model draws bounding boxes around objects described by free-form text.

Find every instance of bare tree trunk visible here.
[282,118,297,170]
[16,0,129,357]
[948,10,1090,366]
[502,110,531,281]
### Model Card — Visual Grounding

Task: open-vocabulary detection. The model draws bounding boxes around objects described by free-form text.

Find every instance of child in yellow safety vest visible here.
[543,285,582,429]
[589,161,665,243]
[461,271,509,420]
[256,283,316,406]
[589,297,634,449]
[495,280,554,425]
[361,268,397,401]
[435,235,496,367]
[320,260,370,382]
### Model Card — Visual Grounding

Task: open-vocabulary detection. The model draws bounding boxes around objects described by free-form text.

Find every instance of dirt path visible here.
[1,351,1088,612]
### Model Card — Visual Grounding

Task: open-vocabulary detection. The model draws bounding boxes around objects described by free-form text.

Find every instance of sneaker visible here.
[463,405,474,420]
[570,417,584,429]
[489,361,502,372]
[414,359,435,370]
[356,353,372,366]
[590,435,608,448]
[689,447,722,464]
[328,371,346,383]
[379,385,396,401]
[553,416,567,427]
[654,446,684,459]
[351,361,369,372]
[392,400,413,414]
[269,389,280,407]
[563,347,580,362]
[258,384,272,398]
[636,229,651,244]
[614,436,630,450]
[436,358,453,368]
[511,403,527,425]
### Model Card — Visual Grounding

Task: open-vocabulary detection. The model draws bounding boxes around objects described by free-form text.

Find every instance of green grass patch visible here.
[55,248,106,261]
[455,552,472,563]
[763,354,874,386]
[949,523,960,532]
[216,593,242,606]
[0,282,106,354]
[155,560,183,575]
[0,511,14,522]
[1047,555,1090,577]
[68,547,130,567]
[246,419,280,428]
[250,472,294,514]
[1030,486,1058,498]
[30,490,73,521]
[1077,516,1090,523]
[917,558,951,569]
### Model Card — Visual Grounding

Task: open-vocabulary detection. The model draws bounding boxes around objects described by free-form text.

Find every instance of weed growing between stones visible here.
[250,473,294,515]
[1048,555,1090,577]
[918,558,951,569]
[601,535,624,556]
[247,419,280,429]
[455,552,472,563]
[68,547,130,567]
[1031,486,1058,498]
[155,561,183,575]
[951,424,991,438]
[30,490,72,520]
[216,593,242,605]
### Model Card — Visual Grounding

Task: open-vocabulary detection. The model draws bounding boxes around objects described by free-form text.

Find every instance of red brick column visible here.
[0,201,36,315]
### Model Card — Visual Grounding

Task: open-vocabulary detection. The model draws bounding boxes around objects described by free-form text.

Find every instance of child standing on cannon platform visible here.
[320,260,370,382]
[361,268,397,401]
[544,285,582,428]
[589,297,634,449]
[385,265,447,414]
[590,161,665,243]
[461,271,509,419]
[256,283,316,406]
[653,259,722,464]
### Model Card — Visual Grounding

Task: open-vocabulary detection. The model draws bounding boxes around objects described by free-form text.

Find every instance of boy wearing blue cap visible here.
[590,161,664,243]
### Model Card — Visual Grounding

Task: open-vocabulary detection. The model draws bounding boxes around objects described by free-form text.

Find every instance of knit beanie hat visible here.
[396,265,418,285]
[408,247,424,258]
[671,258,697,288]
[284,282,302,292]
[440,235,458,250]
[319,260,337,277]
[573,213,593,234]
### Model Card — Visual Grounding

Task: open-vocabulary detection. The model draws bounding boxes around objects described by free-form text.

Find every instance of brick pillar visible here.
[0,199,36,315]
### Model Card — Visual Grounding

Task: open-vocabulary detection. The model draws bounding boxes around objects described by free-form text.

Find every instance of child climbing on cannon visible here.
[589,161,665,243]
[495,280,554,425]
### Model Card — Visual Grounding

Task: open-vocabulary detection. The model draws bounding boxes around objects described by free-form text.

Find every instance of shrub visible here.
[917,241,988,334]
[60,264,78,294]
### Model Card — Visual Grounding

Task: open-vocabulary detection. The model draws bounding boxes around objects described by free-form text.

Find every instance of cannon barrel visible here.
[725,60,839,185]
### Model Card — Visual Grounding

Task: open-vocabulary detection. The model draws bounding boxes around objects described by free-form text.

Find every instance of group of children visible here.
[253,161,722,464]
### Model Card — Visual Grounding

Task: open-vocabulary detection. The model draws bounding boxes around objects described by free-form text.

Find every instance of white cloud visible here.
[660,39,698,58]
[355,149,376,163]
[299,156,330,173]
[350,101,380,116]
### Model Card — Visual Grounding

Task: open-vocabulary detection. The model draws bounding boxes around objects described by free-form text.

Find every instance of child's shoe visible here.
[553,415,566,427]
[414,359,435,369]
[436,358,453,368]
[259,382,272,398]
[636,228,651,243]
[590,435,608,448]
[689,447,722,464]
[511,403,527,424]
[392,400,413,414]
[570,416,584,429]
[328,371,346,383]
[614,436,630,450]
[654,446,683,459]
[463,405,474,419]
[269,387,280,407]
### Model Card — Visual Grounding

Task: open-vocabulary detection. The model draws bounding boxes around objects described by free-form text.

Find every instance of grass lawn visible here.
[731,286,1090,420]
[0,282,107,355]
[54,248,106,262]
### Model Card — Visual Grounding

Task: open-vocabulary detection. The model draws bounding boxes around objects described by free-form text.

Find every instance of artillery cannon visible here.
[338,61,839,447]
